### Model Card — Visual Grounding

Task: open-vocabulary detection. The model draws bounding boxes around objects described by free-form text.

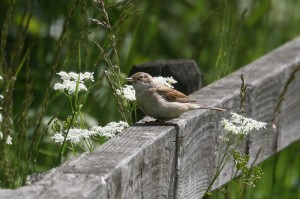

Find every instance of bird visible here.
[126,72,225,121]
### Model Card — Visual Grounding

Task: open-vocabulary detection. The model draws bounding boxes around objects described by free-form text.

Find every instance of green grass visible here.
[210,139,300,199]
[254,140,300,199]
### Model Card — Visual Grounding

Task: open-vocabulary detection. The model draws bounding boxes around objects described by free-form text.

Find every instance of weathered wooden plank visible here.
[174,37,300,198]
[1,37,300,199]
[39,125,176,199]
[240,39,300,163]
[277,65,300,151]
[175,111,224,197]
[175,76,246,196]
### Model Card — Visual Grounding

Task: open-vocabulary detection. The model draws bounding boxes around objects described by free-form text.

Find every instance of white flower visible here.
[218,135,230,143]
[56,71,69,81]
[0,132,3,140]
[116,85,136,101]
[0,113,2,123]
[54,71,94,95]
[154,76,177,88]
[51,121,129,144]
[51,133,65,144]
[91,121,129,138]
[67,128,97,144]
[54,80,87,95]
[57,71,94,82]
[6,135,12,145]
[51,129,97,144]
[81,72,94,82]
[221,113,267,135]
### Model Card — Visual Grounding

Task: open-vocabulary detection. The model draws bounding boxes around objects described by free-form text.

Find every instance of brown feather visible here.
[156,85,196,103]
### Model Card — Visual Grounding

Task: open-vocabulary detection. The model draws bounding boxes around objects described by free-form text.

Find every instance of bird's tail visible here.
[187,103,226,112]
[200,106,226,112]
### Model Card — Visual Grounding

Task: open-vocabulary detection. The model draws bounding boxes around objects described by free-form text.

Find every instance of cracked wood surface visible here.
[1,37,300,199]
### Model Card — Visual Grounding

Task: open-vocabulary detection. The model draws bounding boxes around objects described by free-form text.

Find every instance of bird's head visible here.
[126,72,155,90]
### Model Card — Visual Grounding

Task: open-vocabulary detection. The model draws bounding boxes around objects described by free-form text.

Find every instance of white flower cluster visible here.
[53,71,94,95]
[0,133,12,145]
[154,76,177,88]
[6,135,12,145]
[221,113,267,135]
[51,121,128,144]
[0,75,10,144]
[116,85,136,101]
[218,135,230,143]
[91,121,129,138]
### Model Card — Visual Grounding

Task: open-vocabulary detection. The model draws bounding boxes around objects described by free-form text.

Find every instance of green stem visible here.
[55,110,76,166]
[69,96,74,112]
[202,143,230,198]
[134,103,137,123]
[83,138,93,152]
[202,136,243,198]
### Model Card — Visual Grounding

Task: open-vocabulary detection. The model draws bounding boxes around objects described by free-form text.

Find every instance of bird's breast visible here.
[135,88,158,110]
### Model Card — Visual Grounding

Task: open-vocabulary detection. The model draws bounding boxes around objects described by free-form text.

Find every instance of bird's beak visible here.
[126,77,134,83]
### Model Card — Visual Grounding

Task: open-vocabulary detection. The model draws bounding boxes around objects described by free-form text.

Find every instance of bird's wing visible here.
[156,85,196,103]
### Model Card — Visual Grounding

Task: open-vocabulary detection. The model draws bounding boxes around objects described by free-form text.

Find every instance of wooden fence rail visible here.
[1,37,300,199]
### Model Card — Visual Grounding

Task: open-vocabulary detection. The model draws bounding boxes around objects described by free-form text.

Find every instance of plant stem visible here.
[202,136,243,198]
[55,111,76,167]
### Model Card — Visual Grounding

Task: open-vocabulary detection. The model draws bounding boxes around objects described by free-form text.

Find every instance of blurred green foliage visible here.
[211,140,300,199]
[0,0,299,194]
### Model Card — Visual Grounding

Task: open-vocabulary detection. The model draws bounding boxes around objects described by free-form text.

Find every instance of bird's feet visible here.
[135,116,170,125]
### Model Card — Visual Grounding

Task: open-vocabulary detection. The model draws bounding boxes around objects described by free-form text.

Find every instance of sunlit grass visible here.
[209,140,300,199]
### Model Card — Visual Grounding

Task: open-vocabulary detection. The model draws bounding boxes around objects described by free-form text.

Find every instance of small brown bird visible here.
[126,72,225,120]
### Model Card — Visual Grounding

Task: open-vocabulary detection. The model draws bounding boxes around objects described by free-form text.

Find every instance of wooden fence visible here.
[1,37,300,199]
